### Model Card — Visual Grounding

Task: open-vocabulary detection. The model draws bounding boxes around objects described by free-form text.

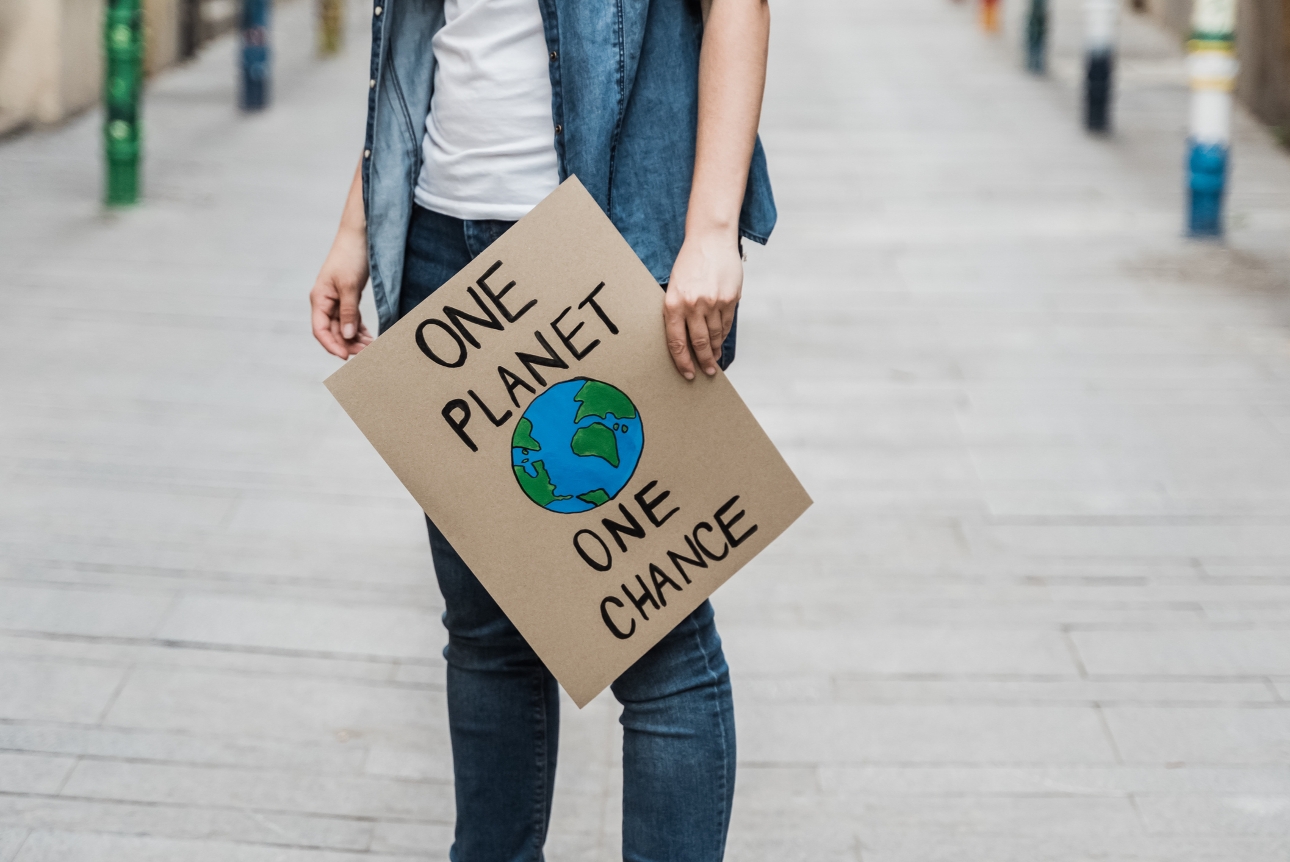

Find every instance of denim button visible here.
[549,51,557,61]
[364,149,371,158]
[554,124,562,134]
[369,79,376,88]
[374,5,382,14]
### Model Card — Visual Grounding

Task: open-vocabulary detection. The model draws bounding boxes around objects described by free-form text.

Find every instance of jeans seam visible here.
[688,610,729,862]
[532,669,549,861]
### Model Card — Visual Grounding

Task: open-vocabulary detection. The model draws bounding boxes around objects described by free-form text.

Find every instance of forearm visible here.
[338,160,366,239]
[686,0,769,240]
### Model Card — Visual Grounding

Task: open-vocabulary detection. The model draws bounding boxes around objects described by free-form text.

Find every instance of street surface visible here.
[1,0,1289,859]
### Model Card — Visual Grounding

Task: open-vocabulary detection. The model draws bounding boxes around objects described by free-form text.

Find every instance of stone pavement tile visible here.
[154,594,444,660]
[0,752,75,795]
[0,583,174,639]
[736,703,1116,764]
[1104,706,1290,765]
[0,481,237,538]
[782,446,984,513]
[60,759,452,821]
[976,523,1290,560]
[0,831,23,862]
[103,667,448,746]
[0,796,372,852]
[818,765,1290,796]
[1134,793,1290,835]
[0,722,366,773]
[12,830,429,862]
[362,746,452,783]
[0,659,126,723]
[222,493,424,546]
[829,677,1278,706]
[369,821,452,856]
[0,632,413,685]
[855,830,1290,862]
[720,625,1077,676]
[1071,628,1290,676]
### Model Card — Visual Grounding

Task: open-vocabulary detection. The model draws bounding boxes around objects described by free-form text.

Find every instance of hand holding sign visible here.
[325,178,810,706]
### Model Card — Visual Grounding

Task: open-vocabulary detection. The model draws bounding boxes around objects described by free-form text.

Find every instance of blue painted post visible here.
[1186,0,1238,237]
[1083,0,1117,132]
[1025,0,1048,73]
[240,0,271,111]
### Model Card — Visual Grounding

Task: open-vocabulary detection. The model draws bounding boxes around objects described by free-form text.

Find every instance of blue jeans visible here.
[399,205,737,862]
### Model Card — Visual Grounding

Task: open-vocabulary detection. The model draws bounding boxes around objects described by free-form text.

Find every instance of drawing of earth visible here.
[511,378,644,514]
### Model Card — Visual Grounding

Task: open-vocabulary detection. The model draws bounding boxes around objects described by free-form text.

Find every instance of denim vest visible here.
[362,0,777,332]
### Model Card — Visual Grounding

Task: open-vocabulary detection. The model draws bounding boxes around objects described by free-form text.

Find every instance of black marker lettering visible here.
[443,287,504,349]
[634,481,678,527]
[442,399,476,451]
[648,563,682,606]
[467,389,512,427]
[574,529,612,572]
[416,319,467,368]
[601,596,635,639]
[498,365,537,408]
[692,522,729,561]
[622,574,659,621]
[551,306,600,360]
[666,535,709,584]
[715,496,758,548]
[578,282,619,334]
[602,503,646,553]
[477,260,536,322]
[515,331,569,387]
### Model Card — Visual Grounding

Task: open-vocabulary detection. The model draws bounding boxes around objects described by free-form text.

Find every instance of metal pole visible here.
[1084,0,1117,133]
[104,0,143,206]
[1186,0,1238,237]
[240,0,271,111]
[1026,0,1048,73]
[318,0,343,57]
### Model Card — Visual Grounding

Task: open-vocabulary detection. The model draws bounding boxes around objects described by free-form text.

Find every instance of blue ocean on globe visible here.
[511,378,644,514]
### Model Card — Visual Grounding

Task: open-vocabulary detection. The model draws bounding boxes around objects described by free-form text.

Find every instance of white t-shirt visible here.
[414,0,561,221]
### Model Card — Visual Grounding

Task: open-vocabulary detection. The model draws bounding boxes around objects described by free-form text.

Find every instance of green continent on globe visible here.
[573,380,637,423]
[578,489,611,506]
[570,422,619,467]
[513,460,570,508]
[512,417,541,451]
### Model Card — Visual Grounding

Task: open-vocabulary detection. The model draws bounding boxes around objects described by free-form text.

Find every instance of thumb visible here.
[338,282,360,341]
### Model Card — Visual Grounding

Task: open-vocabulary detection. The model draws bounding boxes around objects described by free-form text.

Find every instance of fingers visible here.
[687,308,719,378]
[311,286,349,359]
[338,281,361,342]
[663,296,696,381]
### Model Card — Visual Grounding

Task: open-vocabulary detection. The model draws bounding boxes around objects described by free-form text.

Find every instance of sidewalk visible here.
[1,0,1289,859]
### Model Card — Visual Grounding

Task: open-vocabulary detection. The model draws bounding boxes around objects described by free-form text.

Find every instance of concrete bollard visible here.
[104,0,143,206]
[240,0,272,111]
[1025,0,1048,73]
[981,0,1001,33]
[318,0,344,56]
[1186,0,1238,237]
[1083,0,1117,133]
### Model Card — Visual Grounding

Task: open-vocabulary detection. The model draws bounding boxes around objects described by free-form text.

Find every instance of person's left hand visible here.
[663,230,742,380]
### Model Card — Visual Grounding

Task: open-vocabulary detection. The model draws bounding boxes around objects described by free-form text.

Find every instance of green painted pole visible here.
[104,0,143,206]
[318,0,343,57]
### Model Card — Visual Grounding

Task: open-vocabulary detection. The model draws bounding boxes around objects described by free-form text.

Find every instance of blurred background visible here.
[1,0,1290,859]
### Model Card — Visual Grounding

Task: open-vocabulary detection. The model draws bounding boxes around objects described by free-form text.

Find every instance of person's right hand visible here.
[311,161,373,360]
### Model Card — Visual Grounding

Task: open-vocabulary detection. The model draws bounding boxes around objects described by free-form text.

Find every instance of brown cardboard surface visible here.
[325,178,811,707]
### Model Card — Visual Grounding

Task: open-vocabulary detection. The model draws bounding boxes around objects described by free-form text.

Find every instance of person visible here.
[309,0,774,859]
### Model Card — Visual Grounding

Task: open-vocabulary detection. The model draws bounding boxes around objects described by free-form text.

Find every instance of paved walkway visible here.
[2,0,1290,860]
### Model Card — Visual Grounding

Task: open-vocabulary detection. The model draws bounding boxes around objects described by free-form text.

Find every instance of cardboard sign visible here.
[326,178,811,706]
